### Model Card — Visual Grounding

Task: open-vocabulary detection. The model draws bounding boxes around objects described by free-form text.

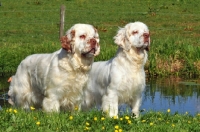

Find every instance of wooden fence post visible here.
[59,5,65,38]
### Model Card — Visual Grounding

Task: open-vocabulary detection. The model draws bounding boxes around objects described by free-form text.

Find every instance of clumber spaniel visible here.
[8,23,100,112]
[82,22,150,117]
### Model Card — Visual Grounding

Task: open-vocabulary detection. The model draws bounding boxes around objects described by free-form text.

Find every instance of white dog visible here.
[8,24,100,112]
[82,22,150,117]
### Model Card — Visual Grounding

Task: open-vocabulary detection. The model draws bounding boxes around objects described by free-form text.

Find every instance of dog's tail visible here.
[7,76,15,105]
[7,76,12,83]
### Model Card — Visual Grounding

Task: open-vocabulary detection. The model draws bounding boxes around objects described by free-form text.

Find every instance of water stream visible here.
[0,76,200,115]
[141,77,200,115]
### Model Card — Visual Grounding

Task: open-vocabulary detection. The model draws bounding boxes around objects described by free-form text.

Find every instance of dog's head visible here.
[114,22,150,52]
[60,24,100,58]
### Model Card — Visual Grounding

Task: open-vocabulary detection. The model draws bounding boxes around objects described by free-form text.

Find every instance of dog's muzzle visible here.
[82,38,98,57]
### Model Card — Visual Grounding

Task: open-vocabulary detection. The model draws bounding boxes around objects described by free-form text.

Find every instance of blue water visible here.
[0,77,200,115]
[141,85,200,115]
[119,78,200,116]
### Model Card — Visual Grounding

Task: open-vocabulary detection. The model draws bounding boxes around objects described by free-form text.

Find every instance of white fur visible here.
[8,24,100,112]
[82,22,150,117]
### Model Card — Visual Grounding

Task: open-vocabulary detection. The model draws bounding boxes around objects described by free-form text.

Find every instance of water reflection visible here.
[142,77,200,115]
[0,76,200,115]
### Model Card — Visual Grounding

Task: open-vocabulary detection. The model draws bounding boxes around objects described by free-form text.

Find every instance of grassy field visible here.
[0,107,200,132]
[1,1,200,131]
[0,0,200,76]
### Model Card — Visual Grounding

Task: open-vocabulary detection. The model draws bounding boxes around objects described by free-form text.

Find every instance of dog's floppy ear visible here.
[114,27,131,51]
[114,27,125,46]
[60,29,76,53]
[60,36,72,53]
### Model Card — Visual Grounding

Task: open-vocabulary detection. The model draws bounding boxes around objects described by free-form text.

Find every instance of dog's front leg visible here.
[130,94,142,118]
[102,89,118,117]
[42,97,60,112]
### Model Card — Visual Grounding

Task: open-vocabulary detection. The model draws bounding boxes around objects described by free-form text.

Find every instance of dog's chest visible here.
[63,73,88,110]
[61,71,88,95]
[117,70,145,102]
[47,70,89,109]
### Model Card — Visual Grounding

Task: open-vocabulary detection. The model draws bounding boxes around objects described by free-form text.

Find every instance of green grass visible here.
[0,107,200,132]
[0,0,200,76]
[1,1,200,131]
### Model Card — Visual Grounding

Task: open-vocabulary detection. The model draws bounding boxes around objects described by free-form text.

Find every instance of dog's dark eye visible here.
[132,31,138,35]
[80,35,86,39]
